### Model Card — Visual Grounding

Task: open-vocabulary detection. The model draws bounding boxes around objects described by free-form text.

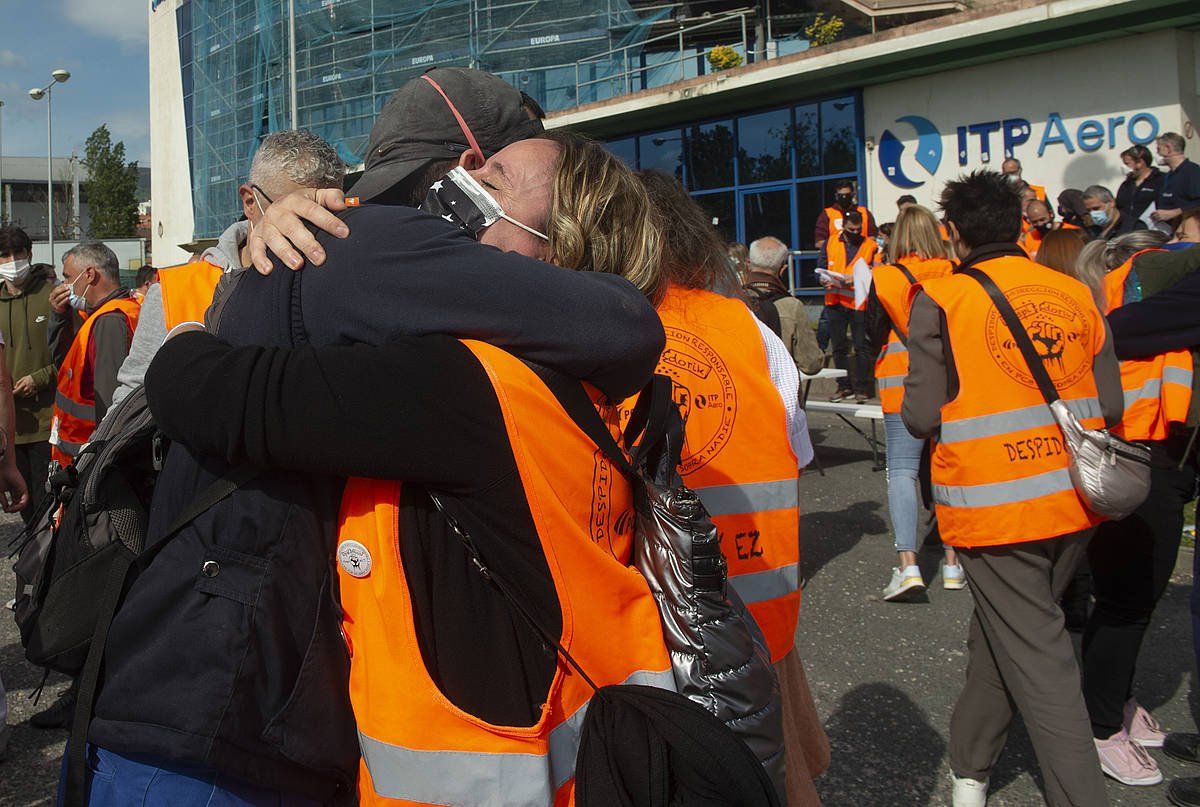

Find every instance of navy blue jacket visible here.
[88,206,665,801]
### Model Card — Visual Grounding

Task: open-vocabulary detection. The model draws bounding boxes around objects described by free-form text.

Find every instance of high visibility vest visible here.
[622,285,800,661]
[157,259,223,330]
[824,236,878,310]
[338,341,674,806]
[918,256,1108,548]
[49,295,141,466]
[1030,183,1048,202]
[822,204,872,240]
[1018,227,1043,259]
[1102,251,1193,442]
[872,257,955,415]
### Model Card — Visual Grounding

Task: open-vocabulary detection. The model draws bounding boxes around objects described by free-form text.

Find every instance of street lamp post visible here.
[29,69,70,267]
[0,100,5,225]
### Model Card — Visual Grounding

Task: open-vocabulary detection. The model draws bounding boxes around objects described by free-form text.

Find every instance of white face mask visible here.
[0,257,31,284]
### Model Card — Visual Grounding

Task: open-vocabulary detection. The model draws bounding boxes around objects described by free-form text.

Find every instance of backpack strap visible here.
[63,463,262,807]
[894,261,918,285]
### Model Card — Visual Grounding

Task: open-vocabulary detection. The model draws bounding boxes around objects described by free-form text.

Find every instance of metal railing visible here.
[573,8,753,103]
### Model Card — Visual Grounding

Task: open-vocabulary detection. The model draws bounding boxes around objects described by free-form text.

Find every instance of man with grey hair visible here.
[47,242,134,454]
[109,130,345,408]
[1083,183,1141,239]
[743,236,823,375]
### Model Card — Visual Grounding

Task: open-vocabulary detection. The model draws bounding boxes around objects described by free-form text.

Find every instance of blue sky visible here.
[0,0,149,165]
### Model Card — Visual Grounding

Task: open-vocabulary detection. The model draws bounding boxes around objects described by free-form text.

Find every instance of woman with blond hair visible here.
[865,204,963,601]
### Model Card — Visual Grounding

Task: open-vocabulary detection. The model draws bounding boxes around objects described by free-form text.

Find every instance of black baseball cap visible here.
[347,68,545,202]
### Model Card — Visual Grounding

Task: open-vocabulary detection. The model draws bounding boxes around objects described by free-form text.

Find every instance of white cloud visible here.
[60,0,147,48]
[0,51,25,69]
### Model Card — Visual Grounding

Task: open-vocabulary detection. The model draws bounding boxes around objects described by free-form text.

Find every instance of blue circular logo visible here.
[879,116,943,189]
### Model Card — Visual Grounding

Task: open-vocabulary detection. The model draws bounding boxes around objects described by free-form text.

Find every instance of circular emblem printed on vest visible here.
[658,326,737,474]
[337,540,373,578]
[984,284,1093,390]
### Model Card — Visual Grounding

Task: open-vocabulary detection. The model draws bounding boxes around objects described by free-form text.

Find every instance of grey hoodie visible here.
[110,220,249,409]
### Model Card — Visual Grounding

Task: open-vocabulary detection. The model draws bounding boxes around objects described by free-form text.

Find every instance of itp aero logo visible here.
[879,116,943,189]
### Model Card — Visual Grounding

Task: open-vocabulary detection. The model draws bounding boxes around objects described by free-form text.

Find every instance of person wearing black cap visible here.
[74,69,663,805]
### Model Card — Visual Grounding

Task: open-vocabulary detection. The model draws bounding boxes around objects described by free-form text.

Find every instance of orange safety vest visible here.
[1030,183,1048,202]
[822,204,872,240]
[918,256,1108,548]
[623,285,800,661]
[156,259,223,330]
[339,341,674,806]
[50,295,141,465]
[824,236,879,310]
[872,256,955,415]
[1102,251,1193,442]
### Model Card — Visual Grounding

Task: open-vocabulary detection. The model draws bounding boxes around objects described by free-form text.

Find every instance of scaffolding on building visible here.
[183,0,668,237]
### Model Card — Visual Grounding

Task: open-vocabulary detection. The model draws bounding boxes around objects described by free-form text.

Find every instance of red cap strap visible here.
[421,74,486,166]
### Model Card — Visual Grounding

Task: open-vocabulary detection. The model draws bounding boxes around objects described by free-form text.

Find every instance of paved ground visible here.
[0,407,1196,805]
[800,408,1197,806]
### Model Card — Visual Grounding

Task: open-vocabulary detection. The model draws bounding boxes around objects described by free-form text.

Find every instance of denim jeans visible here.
[884,412,925,553]
[68,745,323,807]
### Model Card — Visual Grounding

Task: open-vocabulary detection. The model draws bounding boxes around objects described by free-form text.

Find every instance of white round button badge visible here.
[338,540,373,578]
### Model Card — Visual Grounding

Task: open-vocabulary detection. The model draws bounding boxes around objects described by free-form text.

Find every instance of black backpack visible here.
[9,384,257,806]
[742,282,790,337]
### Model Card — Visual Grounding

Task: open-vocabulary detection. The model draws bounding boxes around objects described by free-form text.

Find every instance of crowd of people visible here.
[0,62,1196,807]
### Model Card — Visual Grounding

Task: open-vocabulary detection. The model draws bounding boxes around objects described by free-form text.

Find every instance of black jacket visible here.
[88,206,666,801]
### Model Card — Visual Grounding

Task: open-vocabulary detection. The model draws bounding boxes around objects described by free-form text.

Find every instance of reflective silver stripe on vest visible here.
[1164,365,1194,387]
[730,563,799,605]
[360,667,675,805]
[932,467,1075,509]
[939,398,1102,445]
[1124,378,1162,408]
[695,479,798,516]
[883,342,908,355]
[876,376,904,389]
[54,390,95,421]
[53,439,85,457]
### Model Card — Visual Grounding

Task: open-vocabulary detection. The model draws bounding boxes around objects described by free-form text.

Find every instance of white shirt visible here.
[754,317,814,468]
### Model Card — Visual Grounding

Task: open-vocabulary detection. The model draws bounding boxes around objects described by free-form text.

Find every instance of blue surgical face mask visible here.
[1089,208,1111,226]
[67,274,87,311]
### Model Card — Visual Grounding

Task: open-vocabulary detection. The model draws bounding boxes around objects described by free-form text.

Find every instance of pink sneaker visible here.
[1095,728,1163,786]
[1124,699,1167,748]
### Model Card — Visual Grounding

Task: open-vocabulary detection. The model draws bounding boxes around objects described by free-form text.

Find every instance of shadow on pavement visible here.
[801,502,889,585]
[806,427,879,472]
[818,682,946,806]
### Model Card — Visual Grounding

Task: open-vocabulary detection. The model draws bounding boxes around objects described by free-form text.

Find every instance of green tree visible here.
[805,14,845,48]
[82,124,139,238]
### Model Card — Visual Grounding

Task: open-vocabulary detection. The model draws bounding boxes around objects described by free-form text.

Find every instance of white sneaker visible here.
[943,564,966,590]
[952,774,988,806]
[882,566,926,602]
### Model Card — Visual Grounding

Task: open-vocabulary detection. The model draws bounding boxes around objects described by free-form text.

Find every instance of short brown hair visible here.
[1035,229,1086,276]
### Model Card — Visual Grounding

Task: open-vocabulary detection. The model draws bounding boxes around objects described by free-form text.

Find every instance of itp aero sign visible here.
[879,112,1161,189]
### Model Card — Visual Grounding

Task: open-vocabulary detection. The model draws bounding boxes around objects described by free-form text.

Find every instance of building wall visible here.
[863,29,1193,215]
[150,0,195,266]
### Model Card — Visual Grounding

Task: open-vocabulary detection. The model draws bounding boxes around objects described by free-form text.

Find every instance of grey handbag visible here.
[530,367,786,801]
[963,267,1151,519]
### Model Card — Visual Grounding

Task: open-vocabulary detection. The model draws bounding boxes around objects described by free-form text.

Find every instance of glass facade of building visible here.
[606,93,866,288]
[178,0,663,238]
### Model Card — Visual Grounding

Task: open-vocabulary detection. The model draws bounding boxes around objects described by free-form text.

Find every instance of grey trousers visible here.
[950,529,1110,807]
